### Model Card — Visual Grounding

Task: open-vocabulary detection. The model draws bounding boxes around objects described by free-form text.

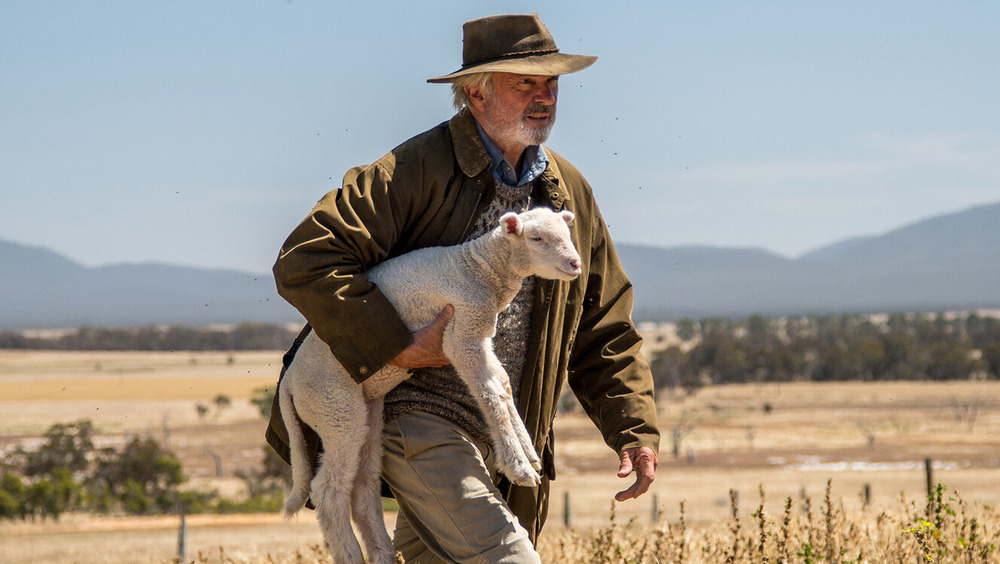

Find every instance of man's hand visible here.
[615,446,658,502]
[389,305,454,369]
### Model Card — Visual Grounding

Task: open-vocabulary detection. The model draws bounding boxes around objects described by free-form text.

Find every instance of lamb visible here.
[279,207,582,564]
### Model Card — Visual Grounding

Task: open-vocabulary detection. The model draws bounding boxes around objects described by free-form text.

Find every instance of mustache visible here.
[523,104,553,116]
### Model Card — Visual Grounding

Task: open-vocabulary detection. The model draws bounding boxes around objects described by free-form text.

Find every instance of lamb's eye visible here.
[530,236,543,242]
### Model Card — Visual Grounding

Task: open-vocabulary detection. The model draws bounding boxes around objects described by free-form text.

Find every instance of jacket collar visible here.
[449,109,492,178]
[538,154,570,209]
[448,109,571,209]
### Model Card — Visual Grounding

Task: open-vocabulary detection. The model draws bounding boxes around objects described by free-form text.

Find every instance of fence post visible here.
[925,457,935,516]
[651,493,660,523]
[178,511,187,561]
[563,491,572,529]
[925,457,934,497]
[862,483,871,506]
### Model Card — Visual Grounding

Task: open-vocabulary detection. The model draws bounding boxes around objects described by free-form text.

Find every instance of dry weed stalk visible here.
[778,496,793,564]
[822,478,836,561]
[157,483,998,563]
[728,488,741,563]
[534,483,998,564]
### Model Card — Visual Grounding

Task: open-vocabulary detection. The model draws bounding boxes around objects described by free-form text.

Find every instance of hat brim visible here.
[427,52,597,83]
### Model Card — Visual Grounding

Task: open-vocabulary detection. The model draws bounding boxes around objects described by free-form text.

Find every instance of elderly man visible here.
[266,13,659,563]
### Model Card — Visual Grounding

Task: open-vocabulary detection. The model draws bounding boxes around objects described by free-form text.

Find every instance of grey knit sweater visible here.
[382,181,535,446]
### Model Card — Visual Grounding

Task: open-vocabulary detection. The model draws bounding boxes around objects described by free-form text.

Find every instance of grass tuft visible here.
[536,483,997,564]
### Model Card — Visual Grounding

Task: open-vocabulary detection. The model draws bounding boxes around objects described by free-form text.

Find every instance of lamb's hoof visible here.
[519,443,541,470]
[506,464,542,487]
[529,454,542,471]
[516,469,542,487]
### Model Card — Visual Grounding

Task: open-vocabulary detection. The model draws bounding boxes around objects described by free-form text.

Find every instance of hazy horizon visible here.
[2,199,995,274]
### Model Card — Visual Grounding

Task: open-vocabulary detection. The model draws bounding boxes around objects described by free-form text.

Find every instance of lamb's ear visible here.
[500,212,523,236]
[559,210,575,225]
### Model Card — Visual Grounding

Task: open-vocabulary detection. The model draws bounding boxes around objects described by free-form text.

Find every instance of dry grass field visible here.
[2,349,1000,563]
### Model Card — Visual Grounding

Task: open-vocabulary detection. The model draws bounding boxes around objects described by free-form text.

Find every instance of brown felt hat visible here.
[427,13,597,83]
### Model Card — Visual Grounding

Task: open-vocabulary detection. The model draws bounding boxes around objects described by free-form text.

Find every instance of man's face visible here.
[476,73,559,149]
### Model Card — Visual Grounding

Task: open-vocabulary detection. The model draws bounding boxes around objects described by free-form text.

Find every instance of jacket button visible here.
[359,366,369,375]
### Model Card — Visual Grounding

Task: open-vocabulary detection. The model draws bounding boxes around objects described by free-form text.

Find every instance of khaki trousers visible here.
[381,411,541,564]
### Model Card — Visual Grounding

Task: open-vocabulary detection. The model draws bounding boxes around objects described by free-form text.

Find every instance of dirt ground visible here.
[2,350,1000,563]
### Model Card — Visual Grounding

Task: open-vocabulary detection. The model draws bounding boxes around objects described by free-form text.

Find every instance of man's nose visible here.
[534,84,556,105]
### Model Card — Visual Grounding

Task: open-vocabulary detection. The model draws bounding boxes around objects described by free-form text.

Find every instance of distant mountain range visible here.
[2,202,998,329]
[621,201,1000,320]
[0,243,294,329]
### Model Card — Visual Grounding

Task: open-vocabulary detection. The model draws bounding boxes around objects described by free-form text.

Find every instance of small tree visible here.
[0,473,27,520]
[24,468,81,521]
[90,436,186,515]
[213,394,232,421]
[648,345,685,393]
[670,411,696,459]
[676,318,698,342]
[195,403,209,422]
[24,420,95,477]
[237,446,292,501]
[250,386,275,419]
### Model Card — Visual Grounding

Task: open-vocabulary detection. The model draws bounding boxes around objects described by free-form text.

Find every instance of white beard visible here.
[483,102,556,147]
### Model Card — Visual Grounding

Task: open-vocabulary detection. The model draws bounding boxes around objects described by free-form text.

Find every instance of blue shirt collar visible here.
[474,119,549,187]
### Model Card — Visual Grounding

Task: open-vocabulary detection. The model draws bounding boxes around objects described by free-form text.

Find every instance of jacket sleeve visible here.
[566,211,660,455]
[273,161,414,383]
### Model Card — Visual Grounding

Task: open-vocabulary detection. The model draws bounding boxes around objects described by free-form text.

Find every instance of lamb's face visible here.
[507,208,582,281]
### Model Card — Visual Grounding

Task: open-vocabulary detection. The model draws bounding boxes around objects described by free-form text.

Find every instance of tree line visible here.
[0,323,300,351]
[648,312,1000,394]
[3,312,998,387]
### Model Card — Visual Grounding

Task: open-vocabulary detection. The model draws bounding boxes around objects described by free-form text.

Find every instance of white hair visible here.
[450,72,494,111]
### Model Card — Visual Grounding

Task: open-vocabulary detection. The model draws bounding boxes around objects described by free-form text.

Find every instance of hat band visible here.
[463,48,560,68]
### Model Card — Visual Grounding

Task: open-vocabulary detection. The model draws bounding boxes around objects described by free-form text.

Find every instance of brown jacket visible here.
[265,110,659,540]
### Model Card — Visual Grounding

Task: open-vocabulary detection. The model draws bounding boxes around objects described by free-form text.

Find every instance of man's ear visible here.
[466,84,488,113]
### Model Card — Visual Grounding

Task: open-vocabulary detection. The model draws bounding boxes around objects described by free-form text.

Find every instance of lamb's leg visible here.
[350,399,395,564]
[311,439,365,563]
[450,340,541,487]
[504,394,542,471]
[297,376,368,564]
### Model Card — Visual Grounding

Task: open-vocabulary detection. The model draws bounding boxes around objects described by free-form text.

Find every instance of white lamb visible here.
[279,207,582,564]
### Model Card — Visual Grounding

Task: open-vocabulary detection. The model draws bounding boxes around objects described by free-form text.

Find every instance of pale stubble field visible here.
[2,349,1000,563]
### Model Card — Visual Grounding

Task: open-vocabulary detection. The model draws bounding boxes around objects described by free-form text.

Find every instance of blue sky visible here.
[2,1,998,273]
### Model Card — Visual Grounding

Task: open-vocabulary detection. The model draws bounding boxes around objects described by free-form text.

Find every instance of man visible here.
[266,13,659,563]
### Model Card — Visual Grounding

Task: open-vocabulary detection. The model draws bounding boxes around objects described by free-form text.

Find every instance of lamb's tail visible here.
[279,380,312,520]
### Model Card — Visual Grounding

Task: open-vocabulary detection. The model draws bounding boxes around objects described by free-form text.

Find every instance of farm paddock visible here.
[2,350,999,563]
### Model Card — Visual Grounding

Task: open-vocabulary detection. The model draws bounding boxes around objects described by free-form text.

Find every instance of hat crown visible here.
[462,13,558,68]
[426,13,595,84]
